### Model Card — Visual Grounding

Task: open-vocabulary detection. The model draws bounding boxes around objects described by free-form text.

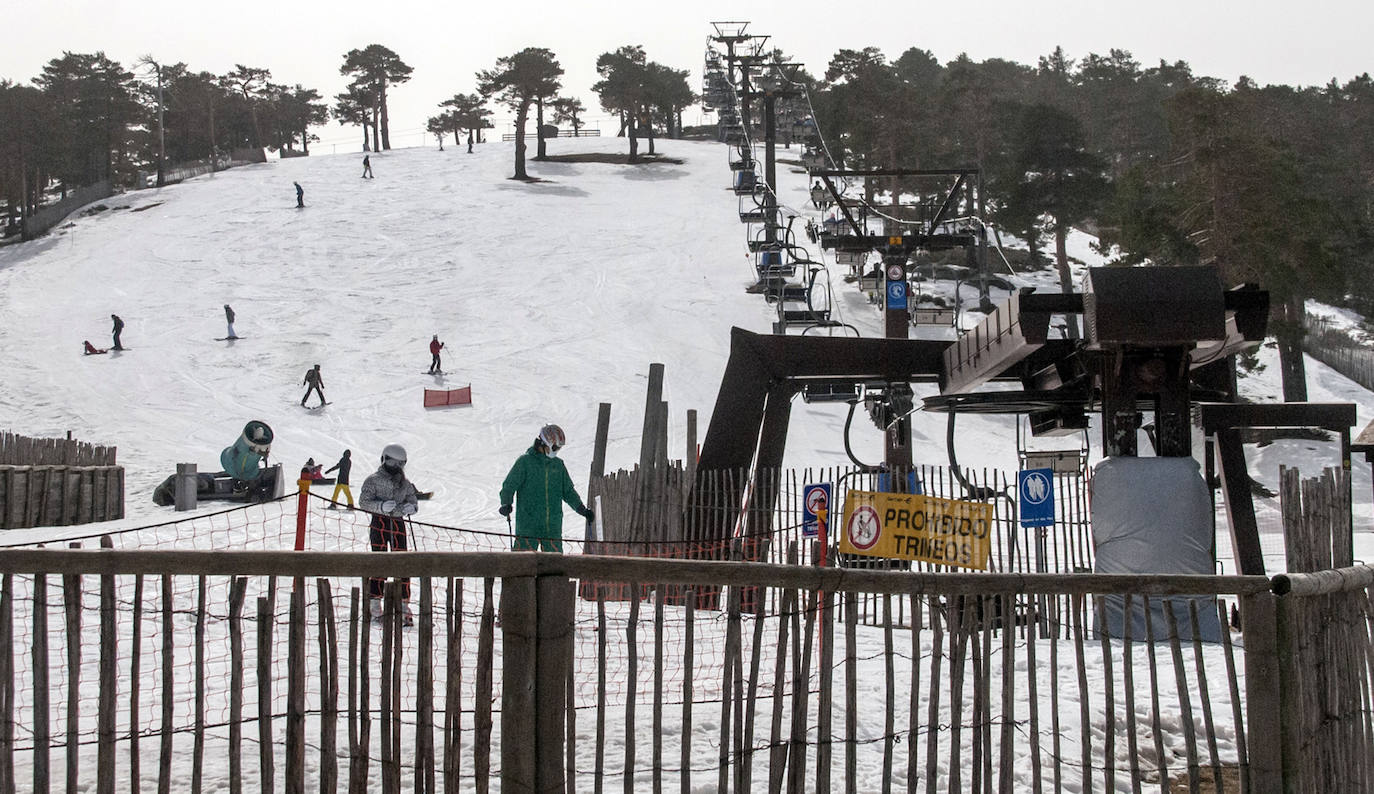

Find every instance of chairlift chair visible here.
[772,268,833,333]
[810,184,832,208]
[834,249,866,270]
[1016,415,1089,476]
[801,151,826,171]
[754,245,795,279]
[733,169,758,195]
[739,195,770,224]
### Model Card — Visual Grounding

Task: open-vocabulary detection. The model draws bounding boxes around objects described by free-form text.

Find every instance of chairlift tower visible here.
[811,168,986,471]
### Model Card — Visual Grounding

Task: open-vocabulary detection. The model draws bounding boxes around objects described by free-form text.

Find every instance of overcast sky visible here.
[7,1,1371,153]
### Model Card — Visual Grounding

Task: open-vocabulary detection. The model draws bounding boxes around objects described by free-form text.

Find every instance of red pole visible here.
[817,507,828,657]
[294,478,310,551]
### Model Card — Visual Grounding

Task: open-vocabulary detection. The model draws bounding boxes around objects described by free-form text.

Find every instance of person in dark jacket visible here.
[224,304,237,339]
[498,424,593,552]
[300,364,325,407]
[359,444,419,621]
[294,181,304,208]
[428,334,444,374]
[325,449,354,509]
[110,314,124,350]
[362,155,373,178]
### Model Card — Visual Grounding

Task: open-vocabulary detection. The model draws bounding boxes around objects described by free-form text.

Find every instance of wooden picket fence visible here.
[0,431,117,466]
[0,466,1366,792]
[0,432,123,529]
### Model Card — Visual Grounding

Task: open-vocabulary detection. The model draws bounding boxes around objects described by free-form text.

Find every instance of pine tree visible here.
[477,48,563,179]
[340,45,413,151]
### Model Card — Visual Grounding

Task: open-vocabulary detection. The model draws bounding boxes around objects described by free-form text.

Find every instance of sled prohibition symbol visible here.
[424,384,472,408]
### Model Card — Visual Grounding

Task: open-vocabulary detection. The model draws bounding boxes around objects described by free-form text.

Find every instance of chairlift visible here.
[739,194,770,224]
[733,169,758,195]
[809,183,832,208]
[910,305,958,328]
[754,245,795,279]
[1016,415,1089,476]
[834,249,866,269]
[801,151,826,171]
[724,126,746,146]
[773,268,833,333]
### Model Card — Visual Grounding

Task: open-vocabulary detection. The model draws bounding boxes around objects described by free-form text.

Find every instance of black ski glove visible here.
[579,506,595,522]
[498,504,513,517]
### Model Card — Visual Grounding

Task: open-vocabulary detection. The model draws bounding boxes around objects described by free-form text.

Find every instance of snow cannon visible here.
[220,420,274,481]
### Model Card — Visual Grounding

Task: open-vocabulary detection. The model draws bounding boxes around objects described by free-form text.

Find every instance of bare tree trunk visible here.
[467,130,474,154]
[535,97,547,160]
[380,84,392,151]
[1276,293,1309,402]
[370,101,380,153]
[645,111,656,156]
[1055,222,1081,339]
[627,113,639,163]
[513,102,530,179]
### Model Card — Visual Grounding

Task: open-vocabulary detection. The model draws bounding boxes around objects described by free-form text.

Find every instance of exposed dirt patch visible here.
[131,202,164,213]
[1169,763,1241,792]
[537,153,684,166]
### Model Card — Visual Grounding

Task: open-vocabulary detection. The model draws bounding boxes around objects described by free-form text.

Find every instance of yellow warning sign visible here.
[838,490,993,570]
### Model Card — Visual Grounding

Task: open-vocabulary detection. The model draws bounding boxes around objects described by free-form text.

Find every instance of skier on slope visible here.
[428,334,445,374]
[300,364,325,407]
[362,155,373,179]
[294,182,304,208]
[498,424,593,553]
[224,304,237,339]
[110,314,125,350]
[325,449,354,509]
[359,444,419,622]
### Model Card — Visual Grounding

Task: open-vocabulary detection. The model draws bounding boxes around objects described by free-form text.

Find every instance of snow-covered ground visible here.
[3,136,1366,542]
[2,136,1371,791]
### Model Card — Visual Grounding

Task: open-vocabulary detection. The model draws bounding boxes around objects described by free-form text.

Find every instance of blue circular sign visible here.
[1020,470,1052,505]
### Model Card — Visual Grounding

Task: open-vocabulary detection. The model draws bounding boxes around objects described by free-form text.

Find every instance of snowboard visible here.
[422,370,445,375]
[214,336,244,341]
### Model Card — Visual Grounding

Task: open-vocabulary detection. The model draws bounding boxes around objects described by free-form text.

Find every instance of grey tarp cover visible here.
[1091,456,1223,642]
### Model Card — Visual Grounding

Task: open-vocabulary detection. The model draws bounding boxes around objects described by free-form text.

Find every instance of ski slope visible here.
[0,135,1370,548]
[4,136,1374,793]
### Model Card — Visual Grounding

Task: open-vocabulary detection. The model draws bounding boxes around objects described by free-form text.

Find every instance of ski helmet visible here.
[381,443,407,468]
[538,424,566,451]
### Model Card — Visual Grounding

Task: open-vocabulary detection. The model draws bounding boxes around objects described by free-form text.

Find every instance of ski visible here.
[214,336,245,341]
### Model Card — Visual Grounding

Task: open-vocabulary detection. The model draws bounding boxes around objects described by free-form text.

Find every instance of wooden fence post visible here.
[1275,592,1303,792]
[285,579,305,794]
[96,537,116,794]
[536,575,574,793]
[501,575,537,792]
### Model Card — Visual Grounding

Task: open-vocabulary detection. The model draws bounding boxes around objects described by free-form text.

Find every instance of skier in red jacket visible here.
[428,335,445,374]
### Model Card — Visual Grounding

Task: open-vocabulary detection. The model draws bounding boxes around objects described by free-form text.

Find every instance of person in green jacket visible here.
[499,424,594,552]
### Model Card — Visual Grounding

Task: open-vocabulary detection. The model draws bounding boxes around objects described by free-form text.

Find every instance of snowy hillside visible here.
[0,135,1370,548]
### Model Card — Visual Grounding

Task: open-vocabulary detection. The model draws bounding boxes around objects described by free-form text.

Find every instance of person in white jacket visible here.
[359,443,419,622]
